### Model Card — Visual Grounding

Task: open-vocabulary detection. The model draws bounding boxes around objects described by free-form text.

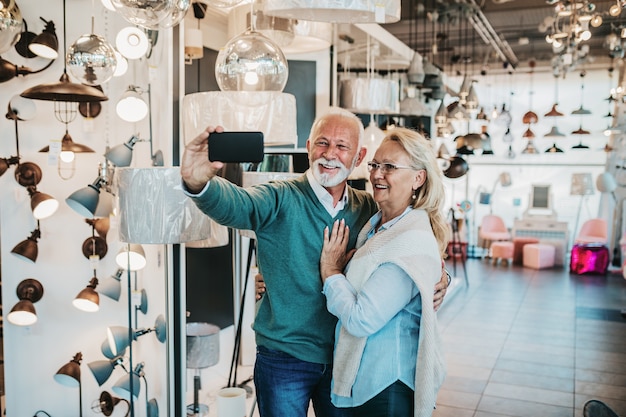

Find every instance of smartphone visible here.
[208,131,264,163]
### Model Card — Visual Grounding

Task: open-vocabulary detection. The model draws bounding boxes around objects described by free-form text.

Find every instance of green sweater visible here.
[193,174,377,364]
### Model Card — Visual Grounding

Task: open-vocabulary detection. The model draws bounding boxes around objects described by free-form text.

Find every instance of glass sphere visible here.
[0,0,23,54]
[67,34,117,86]
[112,0,190,29]
[206,0,244,7]
[215,30,289,92]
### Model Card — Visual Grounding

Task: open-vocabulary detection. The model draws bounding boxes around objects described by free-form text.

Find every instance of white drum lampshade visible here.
[185,27,204,61]
[186,322,220,369]
[117,167,214,244]
[339,78,399,114]
[262,0,401,24]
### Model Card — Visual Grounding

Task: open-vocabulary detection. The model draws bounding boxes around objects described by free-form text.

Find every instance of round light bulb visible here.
[580,30,591,41]
[60,151,76,163]
[67,33,117,86]
[610,3,621,16]
[590,14,603,27]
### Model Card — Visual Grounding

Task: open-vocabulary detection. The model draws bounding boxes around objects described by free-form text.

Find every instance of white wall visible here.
[0,1,174,415]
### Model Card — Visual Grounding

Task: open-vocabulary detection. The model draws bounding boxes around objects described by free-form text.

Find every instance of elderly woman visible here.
[320,128,448,417]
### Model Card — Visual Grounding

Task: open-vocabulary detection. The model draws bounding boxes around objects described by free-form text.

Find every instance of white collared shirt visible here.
[306,170,349,218]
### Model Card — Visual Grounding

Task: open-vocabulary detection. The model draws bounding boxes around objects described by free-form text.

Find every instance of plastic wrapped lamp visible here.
[73,277,100,312]
[7,279,44,326]
[339,78,400,114]
[215,30,289,93]
[186,322,220,416]
[283,20,332,54]
[117,167,214,244]
[115,244,147,271]
[262,0,401,23]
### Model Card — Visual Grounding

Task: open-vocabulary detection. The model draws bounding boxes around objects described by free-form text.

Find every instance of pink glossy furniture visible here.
[575,218,608,245]
[523,243,555,270]
[479,214,511,257]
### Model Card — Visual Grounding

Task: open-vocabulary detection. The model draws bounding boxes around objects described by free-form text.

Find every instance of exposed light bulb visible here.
[610,3,621,16]
[60,151,75,163]
[590,14,603,27]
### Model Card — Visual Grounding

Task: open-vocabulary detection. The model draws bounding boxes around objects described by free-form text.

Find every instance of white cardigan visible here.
[332,209,446,417]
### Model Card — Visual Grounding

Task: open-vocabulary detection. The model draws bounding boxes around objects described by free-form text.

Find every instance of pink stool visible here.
[523,243,555,270]
[491,241,514,266]
[570,244,609,275]
[513,237,540,265]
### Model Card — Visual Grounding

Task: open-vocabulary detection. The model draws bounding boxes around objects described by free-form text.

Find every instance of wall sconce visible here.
[99,268,124,302]
[11,224,41,263]
[106,314,167,357]
[91,391,130,416]
[73,277,100,312]
[116,86,148,122]
[101,339,126,360]
[88,355,127,386]
[0,13,58,83]
[115,244,147,271]
[105,135,140,167]
[66,174,108,218]
[54,352,84,417]
[112,362,159,417]
[7,278,44,326]
[28,186,59,220]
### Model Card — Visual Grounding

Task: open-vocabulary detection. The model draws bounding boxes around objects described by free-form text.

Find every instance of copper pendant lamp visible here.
[20,0,108,103]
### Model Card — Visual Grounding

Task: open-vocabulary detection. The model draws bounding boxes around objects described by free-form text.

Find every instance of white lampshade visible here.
[571,173,595,196]
[113,50,128,77]
[117,167,214,244]
[184,28,204,61]
[115,244,147,271]
[8,95,37,121]
[182,91,297,147]
[596,172,618,193]
[116,26,150,60]
[283,20,332,54]
[339,78,399,114]
[116,87,148,122]
[262,0,401,23]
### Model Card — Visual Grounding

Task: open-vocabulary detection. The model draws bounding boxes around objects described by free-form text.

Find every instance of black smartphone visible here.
[208,131,264,163]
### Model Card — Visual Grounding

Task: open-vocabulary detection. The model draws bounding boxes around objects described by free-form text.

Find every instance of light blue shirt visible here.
[322,208,422,407]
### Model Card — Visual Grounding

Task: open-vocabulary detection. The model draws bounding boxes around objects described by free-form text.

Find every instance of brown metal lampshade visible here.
[39,130,95,154]
[572,126,590,135]
[522,110,538,124]
[522,127,536,138]
[73,277,100,312]
[7,278,44,326]
[544,104,564,117]
[21,72,108,103]
[11,227,41,263]
[54,352,82,387]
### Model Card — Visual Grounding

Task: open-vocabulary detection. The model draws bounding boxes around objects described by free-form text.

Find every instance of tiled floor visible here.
[434,258,626,417]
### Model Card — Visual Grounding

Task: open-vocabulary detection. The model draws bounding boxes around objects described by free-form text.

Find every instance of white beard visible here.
[311,157,353,187]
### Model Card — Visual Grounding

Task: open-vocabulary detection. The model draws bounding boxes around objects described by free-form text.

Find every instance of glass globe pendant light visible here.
[66,7,117,86]
[0,0,23,54]
[215,29,289,92]
[111,0,191,30]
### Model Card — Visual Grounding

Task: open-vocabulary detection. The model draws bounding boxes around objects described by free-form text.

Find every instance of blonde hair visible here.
[382,128,449,257]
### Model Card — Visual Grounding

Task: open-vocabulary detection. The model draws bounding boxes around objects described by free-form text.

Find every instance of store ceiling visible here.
[336,0,624,74]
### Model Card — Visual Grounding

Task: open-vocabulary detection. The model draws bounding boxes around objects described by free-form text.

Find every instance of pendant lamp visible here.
[0,0,23,54]
[21,0,108,103]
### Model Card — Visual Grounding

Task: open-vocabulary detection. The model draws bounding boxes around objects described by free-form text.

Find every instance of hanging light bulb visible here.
[610,1,622,16]
[215,30,289,93]
[0,0,23,54]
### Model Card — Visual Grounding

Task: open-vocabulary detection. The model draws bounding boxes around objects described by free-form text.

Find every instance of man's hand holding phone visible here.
[181,125,226,194]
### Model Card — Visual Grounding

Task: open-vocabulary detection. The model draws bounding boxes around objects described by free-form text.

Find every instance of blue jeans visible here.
[352,380,413,417]
[254,346,353,417]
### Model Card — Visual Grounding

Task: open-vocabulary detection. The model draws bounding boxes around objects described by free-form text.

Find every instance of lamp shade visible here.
[66,182,102,217]
[182,91,297,147]
[262,0,401,23]
[66,33,117,85]
[186,322,220,369]
[116,87,148,122]
[117,167,214,244]
[115,244,147,271]
[105,136,139,167]
[339,78,399,114]
[7,278,44,326]
[99,269,123,301]
[0,0,23,54]
[596,172,618,193]
[112,367,141,401]
[29,188,59,220]
[73,277,100,312]
[54,352,82,387]
[11,228,41,263]
[88,356,124,386]
[115,26,150,60]
[28,19,59,59]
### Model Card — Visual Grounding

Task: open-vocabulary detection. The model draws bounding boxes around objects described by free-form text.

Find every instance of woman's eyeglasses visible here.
[367,161,413,174]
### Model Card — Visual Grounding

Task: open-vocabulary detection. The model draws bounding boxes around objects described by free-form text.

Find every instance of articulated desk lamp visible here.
[186,322,220,416]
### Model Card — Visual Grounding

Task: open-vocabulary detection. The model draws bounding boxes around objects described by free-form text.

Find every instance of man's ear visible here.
[354,146,368,166]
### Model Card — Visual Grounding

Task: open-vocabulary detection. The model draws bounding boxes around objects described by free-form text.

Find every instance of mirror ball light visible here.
[67,33,117,86]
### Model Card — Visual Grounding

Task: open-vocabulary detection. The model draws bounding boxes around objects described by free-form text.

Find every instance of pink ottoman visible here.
[523,243,555,269]
[513,237,540,265]
[491,241,514,266]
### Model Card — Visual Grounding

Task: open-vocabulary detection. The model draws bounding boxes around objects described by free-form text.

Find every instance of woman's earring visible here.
[411,189,417,200]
